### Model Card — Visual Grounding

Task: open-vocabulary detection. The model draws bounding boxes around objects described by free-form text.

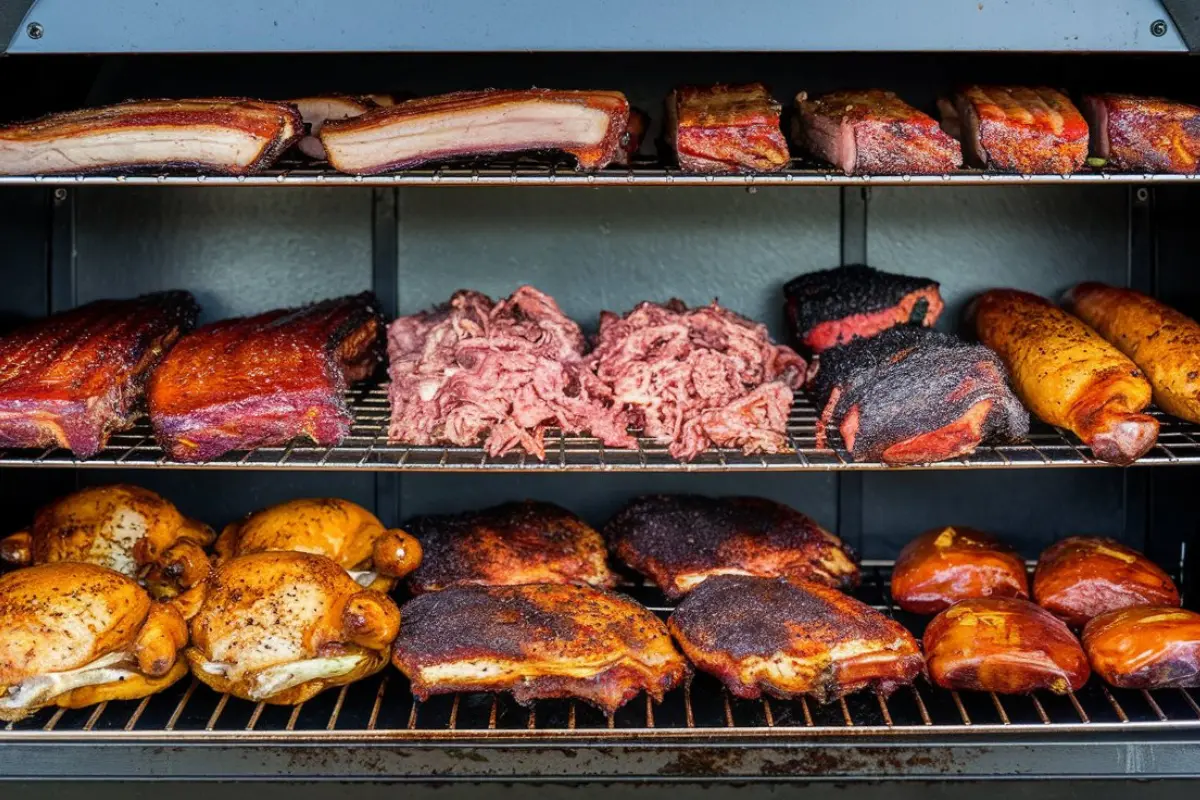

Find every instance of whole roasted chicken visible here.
[0,484,215,599]
[0,563,189,721]
[216,498,422,593]
[179,551,400,704]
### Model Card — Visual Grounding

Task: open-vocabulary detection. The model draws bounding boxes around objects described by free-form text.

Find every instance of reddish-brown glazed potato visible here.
[924,597,1090,694]
[1033,537,1179,628]
[891,526,1029,615]
[1083,606,1200,689]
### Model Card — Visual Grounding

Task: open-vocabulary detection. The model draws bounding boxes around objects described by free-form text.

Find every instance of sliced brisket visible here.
[1082,93,1200,173]
[666,83,789,174]
[939,85,1088,174]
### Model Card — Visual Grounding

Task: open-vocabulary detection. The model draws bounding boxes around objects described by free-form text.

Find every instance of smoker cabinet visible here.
[3,0,1200,792]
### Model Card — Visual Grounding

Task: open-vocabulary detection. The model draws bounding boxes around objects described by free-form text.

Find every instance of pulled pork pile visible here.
[387,286,633,459]
[587,300,806,460]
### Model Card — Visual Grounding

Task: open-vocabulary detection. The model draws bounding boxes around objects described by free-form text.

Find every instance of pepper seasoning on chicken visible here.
[0,563,189,721]
[178,551,400,705]
[0,484,215,599]
[216,498,422,593]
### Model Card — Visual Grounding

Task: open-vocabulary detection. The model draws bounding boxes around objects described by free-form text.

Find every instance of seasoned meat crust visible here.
[667,83,789,174]
[941,86,1087,174]
[1082,93,1200,173]
[605,495,858,599]
[393,583,688,713]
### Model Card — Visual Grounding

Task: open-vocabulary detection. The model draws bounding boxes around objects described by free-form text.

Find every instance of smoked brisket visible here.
[1082,93,1200,173]
[666,83,790,174]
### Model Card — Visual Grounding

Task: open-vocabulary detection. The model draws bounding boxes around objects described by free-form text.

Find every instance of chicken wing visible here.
[405,501,615,594]
[216,498,421,592]
[605,495,858,599]
[181,551,400,705]
[923,597,1089,694]
[393,583,687,714]
[668,575,922,703]
[970,288,1158,465]
[0,484,215,599]
[1033,536,1178,628]
[1083,607,1200,689]
[891,526,1029,615]
[0,563,188,721]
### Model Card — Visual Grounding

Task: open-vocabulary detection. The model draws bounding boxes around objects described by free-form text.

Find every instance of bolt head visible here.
[53,188,67,201]
[1151,19,1168,37]
[26,22,43,39]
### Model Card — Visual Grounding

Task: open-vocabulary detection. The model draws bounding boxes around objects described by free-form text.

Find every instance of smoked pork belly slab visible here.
[938,85,1087,174]
[1082,93,1200,173]
[795,89,962,175]
[319,89,630,174]
[0,292,197,457]
[0,99,302,175]
[148,293,383,463]
[290,95,381,160]
[666,83,789,173]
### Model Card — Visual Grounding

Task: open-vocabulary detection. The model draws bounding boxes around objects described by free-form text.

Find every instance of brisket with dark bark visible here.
[809,327,1029,464]
[1082,93,1200,173]
[0,292,198,457]
[783,264,943,355]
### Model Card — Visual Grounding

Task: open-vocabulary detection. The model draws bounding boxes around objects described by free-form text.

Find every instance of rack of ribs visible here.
[0,99,302,176]
[0,292,198,457]
[665,83,790,174]
[939,85,1088,174]
[794,89,962,175]
[1081,93,1200,173]
[319,89,630,175]
[148,293,382,462]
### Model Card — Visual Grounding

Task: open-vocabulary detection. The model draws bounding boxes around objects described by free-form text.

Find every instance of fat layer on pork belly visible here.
[0,651,137,711]
[199,654,366,701]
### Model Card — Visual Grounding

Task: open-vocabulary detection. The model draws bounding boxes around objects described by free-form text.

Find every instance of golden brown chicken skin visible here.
[1065,282,1200,424]
[891,526,1029,615]
[215,498,421,593]
[406,501,615,594]
[0,484,215,599]
[393,583,687,714]
[606,495,858,599]
[0,563,188,721]
[971,289,1158,465]
[1083,607,1200,689]
[924,597,1089,694]
[179,551,400,705]
[668,575,922,703]
[1033,536,1179,628]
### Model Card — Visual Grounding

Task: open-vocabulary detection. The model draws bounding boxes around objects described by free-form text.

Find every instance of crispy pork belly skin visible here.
[809,327,1029,465]
[406,500,616,594]
[783,264,943,355]
[795,90,962,175]
[939,86,1087,174]
[0,99,302,176]
[605,495,858,599]
[291,95,378,160]
[0,292,198,457]
[1083,607,1200,689]
[668,575,922,703]
[1082,94,1200,173]
[148,293,383,462]
[924,598,1089,694]
[393,583,688,713]
[320,89,630,174]
[1033,537,1179,628]
[667,83,789,173]
[891,526,1029,615]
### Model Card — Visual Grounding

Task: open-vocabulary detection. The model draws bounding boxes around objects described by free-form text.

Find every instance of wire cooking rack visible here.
[4,565,1199,741]
[2,385,1199,472]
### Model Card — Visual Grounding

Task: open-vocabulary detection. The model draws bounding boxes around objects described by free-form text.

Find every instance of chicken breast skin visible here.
[970,288,1157,465]
[1034,536,1179,628]
[605,495,858,599]
[1083,607,1200,689]
[924,597,1089,694]
[891,526,1029,615]
[393,583,687,714]
[406,500,615,594]
[668,575,923,703]
[1065,282,1200,424]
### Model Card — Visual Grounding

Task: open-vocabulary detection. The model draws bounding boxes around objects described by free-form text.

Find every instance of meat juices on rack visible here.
[939,85,1088,174]
[665,83,790,174]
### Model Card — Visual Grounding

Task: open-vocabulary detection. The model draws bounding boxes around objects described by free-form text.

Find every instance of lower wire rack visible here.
[5,565,1200,741]
[3,386,1200,471]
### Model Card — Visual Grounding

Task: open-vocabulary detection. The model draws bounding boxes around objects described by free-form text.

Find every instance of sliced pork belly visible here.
[795,89,962,175]
[319,89,630,174]
[1082,93,1200,173]
[290,95,379,160]
[0,99,302,175]
[939,86,1088,174]
[666,83,790,173]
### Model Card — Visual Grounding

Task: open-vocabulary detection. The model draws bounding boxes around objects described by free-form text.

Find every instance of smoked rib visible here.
[0,292,198,457]
[0,99,302,176]
[940,86,1088,174]
[148,293,383,462]
[666,83,790,173]
[320,89,630,174]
